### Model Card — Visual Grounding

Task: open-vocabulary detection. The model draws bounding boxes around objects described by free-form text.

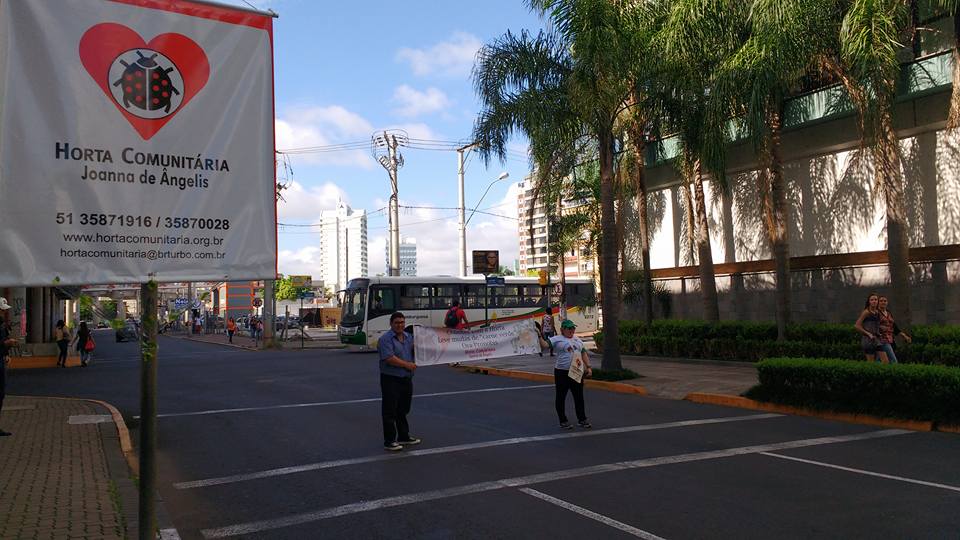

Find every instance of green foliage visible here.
[595,319,960,365]
[100,299,118,320]
[78,295,94,322]
[274,277,310,302]
[109,318,125,331]
[746,358,960,424]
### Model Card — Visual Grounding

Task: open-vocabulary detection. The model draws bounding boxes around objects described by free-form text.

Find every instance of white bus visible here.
[338,276,598,348]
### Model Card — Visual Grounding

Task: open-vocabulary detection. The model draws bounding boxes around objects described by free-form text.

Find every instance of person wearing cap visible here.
[540,318,592,429]
[0,297,16,436]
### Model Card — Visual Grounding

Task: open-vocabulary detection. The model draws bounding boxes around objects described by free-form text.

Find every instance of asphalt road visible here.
[8,330,960,539]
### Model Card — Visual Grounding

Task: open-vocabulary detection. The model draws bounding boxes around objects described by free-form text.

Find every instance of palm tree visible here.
[713,0,844,339]
[839,0,914,326]
[652,0,748,322]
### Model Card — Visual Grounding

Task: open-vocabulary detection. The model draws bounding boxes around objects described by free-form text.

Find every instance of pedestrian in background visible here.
[377,312,420,451]
[444,300,468,329]
[73,322,93,367]
[541,307,556,357]
[855,293,887,363]
[540,319,592,430]
[227,317,237,343]
[0,297,16,436]
[54,320,70,368]
[877,295,911,364]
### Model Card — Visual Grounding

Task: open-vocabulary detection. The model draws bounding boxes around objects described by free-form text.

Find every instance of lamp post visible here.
[460,171,509,274]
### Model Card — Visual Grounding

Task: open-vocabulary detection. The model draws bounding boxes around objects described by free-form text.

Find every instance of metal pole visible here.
[484,274,489,327]
[263,279,275,347]
[456,143,476,277]
[186,282,193,334]
[387,133,401,277]
[300,295,304,349]
[138,281,158,540]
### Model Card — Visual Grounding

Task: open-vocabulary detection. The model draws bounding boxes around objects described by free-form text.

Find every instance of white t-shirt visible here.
[549,335,585,370]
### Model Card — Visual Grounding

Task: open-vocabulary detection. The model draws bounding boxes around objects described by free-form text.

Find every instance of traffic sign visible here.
[299,291,316,299]
[485,276,505,288]
[174,297,188,309]
[252,298,263,308]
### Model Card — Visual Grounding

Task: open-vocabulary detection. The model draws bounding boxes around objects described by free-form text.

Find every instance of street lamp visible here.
[459,171,509,276]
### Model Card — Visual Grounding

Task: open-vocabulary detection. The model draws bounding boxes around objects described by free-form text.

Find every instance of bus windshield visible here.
[341,288,367,326]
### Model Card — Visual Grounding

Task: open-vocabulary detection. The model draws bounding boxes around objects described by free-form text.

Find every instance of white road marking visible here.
[159,528,182,540]
[175,413,782,489]
[519,488,667,539]
[67,414,114,425]
[146,384,553,419]
[760,452,960,493]
[200,429,911,538]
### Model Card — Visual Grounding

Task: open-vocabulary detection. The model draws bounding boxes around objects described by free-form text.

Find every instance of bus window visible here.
[400,285,432,309]
[499,285,520,308]
[464,284,486,308]
[521,285,546,308]
[433,285,460,309]
[341,288,367,325]
[370,287,396,317]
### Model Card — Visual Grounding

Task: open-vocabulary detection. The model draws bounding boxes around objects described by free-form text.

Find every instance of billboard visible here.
[472,250,499,275]
[0,0,277,286]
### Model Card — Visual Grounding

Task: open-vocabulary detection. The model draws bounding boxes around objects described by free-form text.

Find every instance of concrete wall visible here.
[622,90,960,325]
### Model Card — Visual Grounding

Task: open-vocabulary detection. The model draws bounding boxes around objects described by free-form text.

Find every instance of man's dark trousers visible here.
[0,359,6,415]
[381,373,412,445]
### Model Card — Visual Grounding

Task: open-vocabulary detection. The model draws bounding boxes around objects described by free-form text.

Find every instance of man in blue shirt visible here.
[377,312,420,451]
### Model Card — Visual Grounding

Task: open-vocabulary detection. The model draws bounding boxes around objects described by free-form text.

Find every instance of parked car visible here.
[115,321,139,342]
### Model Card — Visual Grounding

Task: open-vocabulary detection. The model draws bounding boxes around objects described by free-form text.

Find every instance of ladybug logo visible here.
[108,49,184,119]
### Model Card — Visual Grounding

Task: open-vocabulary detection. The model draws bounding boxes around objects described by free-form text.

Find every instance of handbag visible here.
[84,336,96,352]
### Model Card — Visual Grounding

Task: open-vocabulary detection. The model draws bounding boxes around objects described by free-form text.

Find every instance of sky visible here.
[221,0,548,279]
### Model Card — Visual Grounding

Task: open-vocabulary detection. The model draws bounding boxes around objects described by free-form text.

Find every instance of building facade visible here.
[319,201,368,292]
[385,236,417,276]
[516,178,594,278]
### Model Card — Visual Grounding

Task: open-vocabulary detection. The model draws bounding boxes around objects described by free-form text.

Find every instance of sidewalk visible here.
[461,354,758,399]
[166,328,347,351]
[0,396,137,539]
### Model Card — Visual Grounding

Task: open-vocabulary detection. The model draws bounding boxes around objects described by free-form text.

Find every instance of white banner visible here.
[414,320,542,366]
[0,0,276,286]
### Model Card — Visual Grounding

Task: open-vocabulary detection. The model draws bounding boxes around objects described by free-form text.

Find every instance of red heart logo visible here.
[79,23,209,140]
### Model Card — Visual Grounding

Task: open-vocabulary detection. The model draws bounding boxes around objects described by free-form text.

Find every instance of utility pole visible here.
[372,130,408,277]
[138,280,158,540]
[456,142,477,277]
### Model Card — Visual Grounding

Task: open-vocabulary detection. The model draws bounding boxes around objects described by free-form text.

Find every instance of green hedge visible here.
[744,358,960,424]
[594,320,960,365]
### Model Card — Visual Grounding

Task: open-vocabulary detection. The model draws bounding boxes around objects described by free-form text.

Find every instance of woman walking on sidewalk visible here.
[54,320,70,367]
[72,322,93,367]
[541,319,592,430]
[855,292,887,363]
[226,317,237,343]
[877,295,911,364]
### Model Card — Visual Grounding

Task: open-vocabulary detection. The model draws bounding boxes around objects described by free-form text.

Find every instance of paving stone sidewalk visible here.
[0,397,135,540]
[463,354,759,399]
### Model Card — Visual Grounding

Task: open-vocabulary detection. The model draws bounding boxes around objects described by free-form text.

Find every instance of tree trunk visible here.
[692,160,720,322]
[877,102,912,328]
[616,199,626,300]
[627,91,653,324]
[598,127,622,371]
[764,109,791,340]
[948,11,960,129]
[680,180,696,266]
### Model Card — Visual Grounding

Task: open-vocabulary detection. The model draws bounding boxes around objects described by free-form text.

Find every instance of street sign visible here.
[191,300,203,310]
[300,291,316,300]
[252,298,263,308]
[472,250,499,275]
[485,276,505,288]
[174,297,188,309]
[290,275,312,287]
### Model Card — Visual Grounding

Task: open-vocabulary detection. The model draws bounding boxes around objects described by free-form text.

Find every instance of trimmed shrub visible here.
[590,368,641,381]
[745,358,960,424]
[594,319,960,365]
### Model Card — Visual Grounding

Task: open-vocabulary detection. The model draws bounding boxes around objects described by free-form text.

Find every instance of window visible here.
[369,287,396,317]
[521,285,546,307]
[433,285,460,309]
[464,284,487,308]
[400,285,431,309]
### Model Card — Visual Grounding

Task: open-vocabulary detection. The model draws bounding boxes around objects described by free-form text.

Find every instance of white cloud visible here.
[277,180,348,221]
[278,246,321,278]
[369,182,521,276]
[275,105,375,168]
[392,85,452,118]
[396,32,482,77]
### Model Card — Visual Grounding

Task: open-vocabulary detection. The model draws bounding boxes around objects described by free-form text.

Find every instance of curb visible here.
[86,398,137,473]
[163,333,258,351]
[684,393,938,432]
[454,365,648,396]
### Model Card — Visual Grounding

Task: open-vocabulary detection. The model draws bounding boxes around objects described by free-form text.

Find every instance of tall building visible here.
[517,177,595,278]
[319,200,367,292]
[385,236,417,276]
